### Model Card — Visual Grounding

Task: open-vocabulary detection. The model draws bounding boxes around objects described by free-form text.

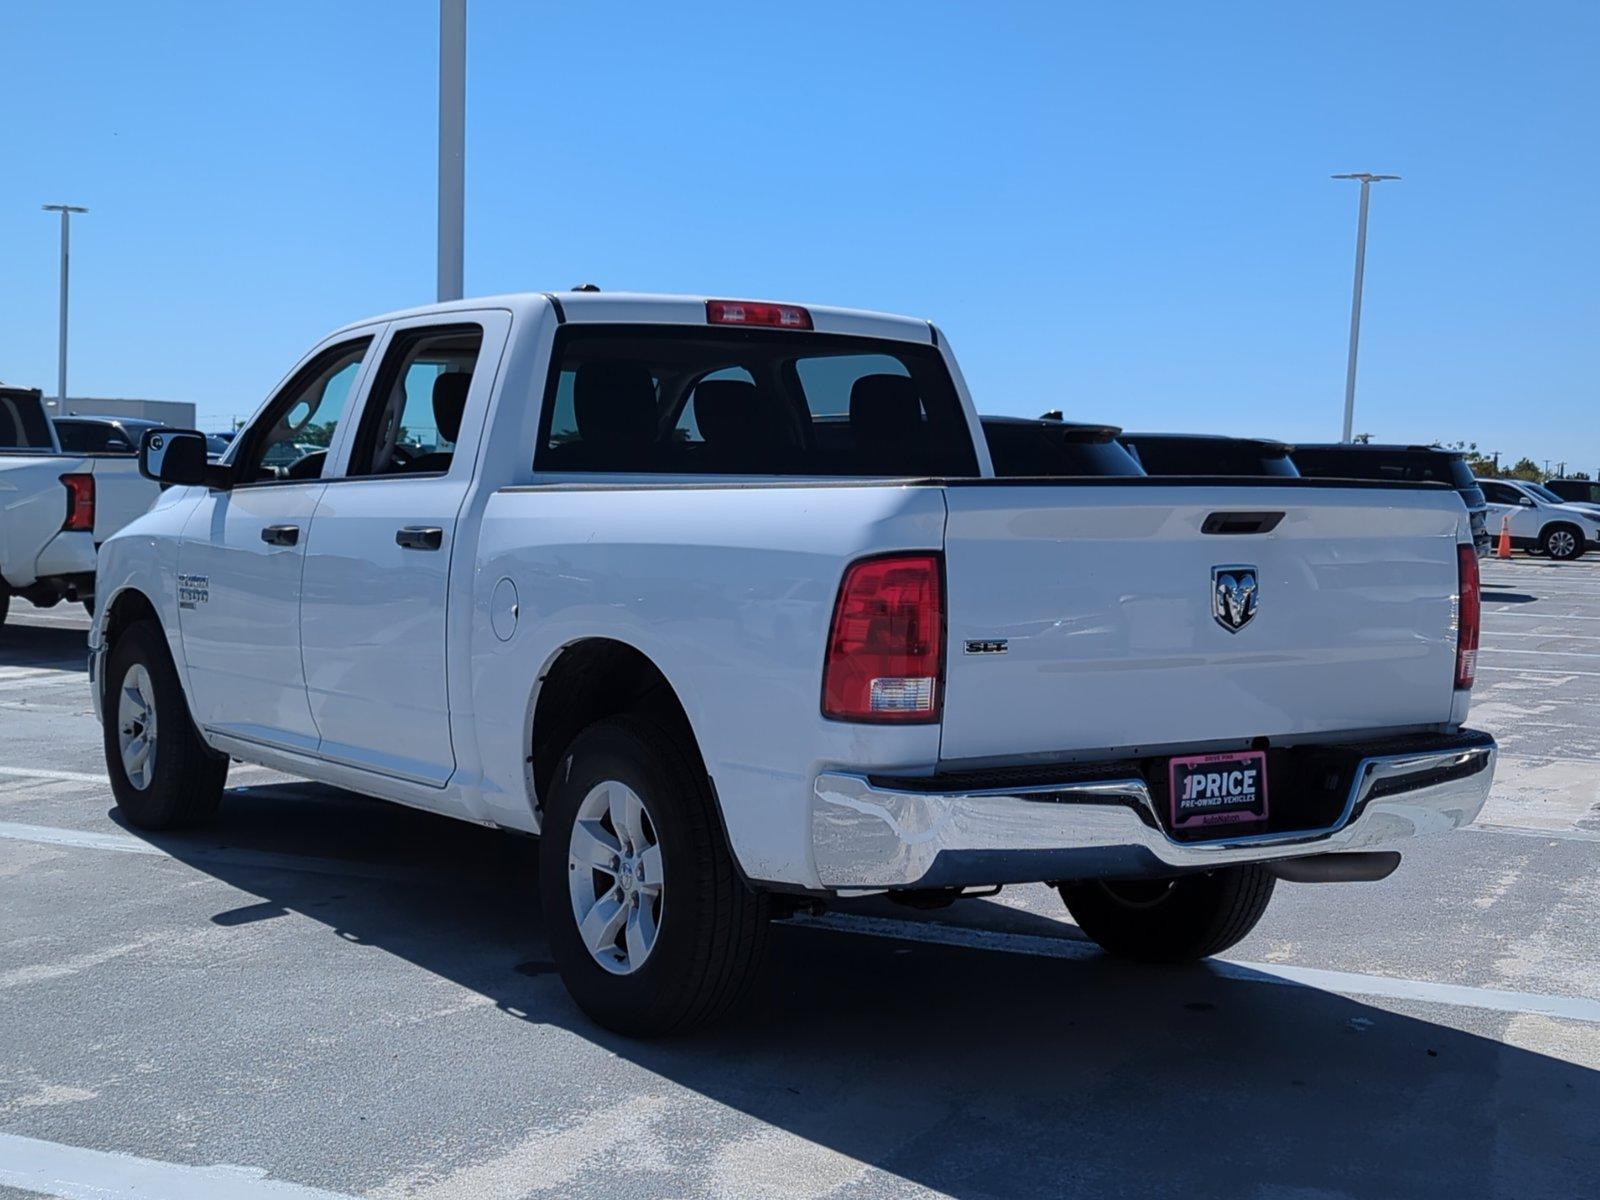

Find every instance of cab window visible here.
[346,326,484,476]
[236,339,371,483]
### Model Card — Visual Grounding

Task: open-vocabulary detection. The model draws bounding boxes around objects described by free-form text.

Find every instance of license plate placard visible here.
[1168,750,1269,831]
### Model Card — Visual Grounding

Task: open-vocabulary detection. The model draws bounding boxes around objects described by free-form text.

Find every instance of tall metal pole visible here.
[42,204,88,407]
[1332,174,1398,442]
[437,0,466,302]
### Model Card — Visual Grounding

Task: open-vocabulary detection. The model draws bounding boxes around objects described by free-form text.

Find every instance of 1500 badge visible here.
[177,574,209,609]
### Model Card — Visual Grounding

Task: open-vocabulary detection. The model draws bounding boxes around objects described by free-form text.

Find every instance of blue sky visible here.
[3,1,1595,471]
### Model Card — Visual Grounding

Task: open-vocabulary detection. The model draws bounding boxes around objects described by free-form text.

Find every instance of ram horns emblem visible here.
[1212,566,1259,633]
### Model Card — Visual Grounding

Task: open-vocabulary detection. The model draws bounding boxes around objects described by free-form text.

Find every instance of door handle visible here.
[396,526,444,551]
[260,524,300,547]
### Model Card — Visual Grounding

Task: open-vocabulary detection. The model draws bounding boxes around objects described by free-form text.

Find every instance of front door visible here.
[298,315,502,786]
[178,336,374,752]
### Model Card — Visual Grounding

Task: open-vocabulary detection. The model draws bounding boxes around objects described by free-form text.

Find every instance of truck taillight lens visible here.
[61,473,95,533]
[1456,543,1480,689]
[822,553,943,722]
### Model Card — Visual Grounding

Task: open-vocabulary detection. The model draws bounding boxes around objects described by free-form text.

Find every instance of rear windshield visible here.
[53,420,136,455]
[1292,448,1477,492]
[0,391,55,451]
[534,326,979,477]
[983,422,1144,477]
[1123,437,1298,478]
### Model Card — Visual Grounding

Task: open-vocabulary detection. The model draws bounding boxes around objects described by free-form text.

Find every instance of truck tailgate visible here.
[939,483,1466,763]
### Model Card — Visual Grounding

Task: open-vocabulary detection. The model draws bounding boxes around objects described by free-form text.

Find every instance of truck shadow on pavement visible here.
[116,779,1598,1200]
[0,619,89,672]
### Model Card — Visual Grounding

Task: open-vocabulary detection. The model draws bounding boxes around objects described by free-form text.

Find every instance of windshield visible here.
[1527,483,1565,504]
[1125,436,1298,478]
[983,422,1144,477]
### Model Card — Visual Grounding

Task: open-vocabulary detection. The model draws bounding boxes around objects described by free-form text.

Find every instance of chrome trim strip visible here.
[811,739,1497,890]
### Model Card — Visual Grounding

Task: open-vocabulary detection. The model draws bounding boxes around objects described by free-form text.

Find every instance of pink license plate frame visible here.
[1168,750,1269,831]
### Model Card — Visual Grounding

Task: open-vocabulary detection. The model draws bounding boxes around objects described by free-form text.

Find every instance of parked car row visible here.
[976,414,1597,561]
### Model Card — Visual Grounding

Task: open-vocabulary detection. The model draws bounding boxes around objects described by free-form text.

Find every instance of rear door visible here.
[939,483,1465,763]
[178,336,374,752]
[297,311,507,787]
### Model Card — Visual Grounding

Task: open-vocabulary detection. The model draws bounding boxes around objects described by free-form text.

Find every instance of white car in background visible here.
[1479,478,1600,561]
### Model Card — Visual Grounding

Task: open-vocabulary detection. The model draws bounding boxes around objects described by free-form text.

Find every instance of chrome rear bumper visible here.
[811,732,1496,891]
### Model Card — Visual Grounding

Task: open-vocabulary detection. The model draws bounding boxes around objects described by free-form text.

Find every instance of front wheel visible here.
[538,715,769,1036]
[102,619,227,830]
[1541,524,1585,561]
[1057,865,1275,962]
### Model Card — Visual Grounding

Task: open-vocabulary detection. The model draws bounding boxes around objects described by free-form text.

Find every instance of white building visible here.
[44,396,197,428]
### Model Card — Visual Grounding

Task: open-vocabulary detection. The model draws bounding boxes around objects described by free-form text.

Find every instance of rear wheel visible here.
[1057,865,1275,962]
[539,715,769,1036]
[1541,523,1584,561]
[102,620,227,830]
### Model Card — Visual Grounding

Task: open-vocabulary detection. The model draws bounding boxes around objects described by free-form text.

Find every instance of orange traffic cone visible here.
[1496,515,1512,560]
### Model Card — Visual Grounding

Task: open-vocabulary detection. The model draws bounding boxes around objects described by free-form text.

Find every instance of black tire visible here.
[1540,523,1585,562]
[539,714,769,1036]
[102,619,227,830]
[1057,865,1275,962]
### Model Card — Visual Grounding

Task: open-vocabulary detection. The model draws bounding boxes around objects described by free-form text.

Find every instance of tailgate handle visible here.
[1202,511,1284,535]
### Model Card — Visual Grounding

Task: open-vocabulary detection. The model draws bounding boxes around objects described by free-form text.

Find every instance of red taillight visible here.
[822,553,943,722]
[61,473,95,533]
[706,299,813,330]
[1456,543,1480,689]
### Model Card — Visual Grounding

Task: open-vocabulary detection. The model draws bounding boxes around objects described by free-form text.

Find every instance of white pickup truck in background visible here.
[88,292,1496,1035]
[1,385,160,623]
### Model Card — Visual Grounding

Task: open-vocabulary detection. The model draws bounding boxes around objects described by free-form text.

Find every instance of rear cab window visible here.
[534,327,978,477]
[0,389,56,451]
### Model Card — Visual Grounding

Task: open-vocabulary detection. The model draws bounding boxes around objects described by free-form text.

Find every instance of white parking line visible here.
[0,1130,358,1200]
[1486,610,1600,620]
[794,913,1600,1024]
[6,817,1594,1025]
[0,763,277,785]
[1482,630,1600,642]
[0,820,428,883]
[1477,665,1600,678]
[1478,647,1600,660]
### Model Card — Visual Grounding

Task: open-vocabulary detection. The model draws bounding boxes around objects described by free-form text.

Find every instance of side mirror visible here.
[1518,496,1536,508]
[139,429,219,488]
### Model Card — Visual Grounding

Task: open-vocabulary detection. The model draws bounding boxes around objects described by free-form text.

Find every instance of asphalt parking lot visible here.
[1,556,1597,1200]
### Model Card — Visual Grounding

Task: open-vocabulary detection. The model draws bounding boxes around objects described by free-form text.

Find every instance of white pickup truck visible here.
[1,386,160,623]
[89,292,1497,1035]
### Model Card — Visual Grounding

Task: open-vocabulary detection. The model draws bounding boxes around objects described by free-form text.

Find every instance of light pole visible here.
[438,0,466,302]
[41,204,88,408]
[1332,173,1399,442]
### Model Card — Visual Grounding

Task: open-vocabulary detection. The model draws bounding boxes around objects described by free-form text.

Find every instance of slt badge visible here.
[1212,565,1259,633]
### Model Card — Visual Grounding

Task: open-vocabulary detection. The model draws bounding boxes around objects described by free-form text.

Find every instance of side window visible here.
[237,339,371,483]
[346,325,484,477]
[1481,482,1516,505]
